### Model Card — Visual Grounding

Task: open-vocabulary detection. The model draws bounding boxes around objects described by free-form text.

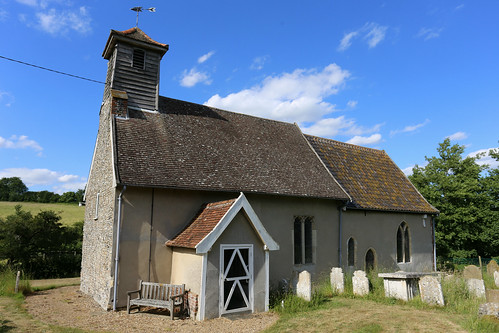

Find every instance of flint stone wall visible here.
[80,97,117,310]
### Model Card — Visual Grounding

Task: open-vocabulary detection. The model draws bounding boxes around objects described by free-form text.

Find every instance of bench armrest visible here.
[127,289,141,297]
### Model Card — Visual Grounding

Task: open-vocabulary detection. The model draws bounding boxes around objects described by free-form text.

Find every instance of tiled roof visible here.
[114,97,349,200]
[166,199,237,249]
[306,135,439,214]
[112,27,168,48]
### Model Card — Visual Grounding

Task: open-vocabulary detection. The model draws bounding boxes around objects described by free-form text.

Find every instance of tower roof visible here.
[102,27,169,59]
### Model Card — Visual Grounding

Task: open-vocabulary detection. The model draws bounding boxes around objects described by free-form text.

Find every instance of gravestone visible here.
[463,265,482,279]
[495,271,499,288]
[478,303,499,320]
[330,267,344,294]
[418,275,444,306]
[352,270,369,296]
[466,279,486,298]
[463,265,486,298]
[487,260,499,276]
[296,270,312,301]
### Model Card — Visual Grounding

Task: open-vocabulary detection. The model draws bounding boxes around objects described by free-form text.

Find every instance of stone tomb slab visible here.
[378,272,440,301]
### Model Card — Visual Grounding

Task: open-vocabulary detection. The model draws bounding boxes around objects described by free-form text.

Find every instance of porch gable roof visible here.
[166,193,279,254]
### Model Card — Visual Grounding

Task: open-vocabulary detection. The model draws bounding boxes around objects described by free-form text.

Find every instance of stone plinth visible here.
[495,271,499,288]
[330,267,344,294]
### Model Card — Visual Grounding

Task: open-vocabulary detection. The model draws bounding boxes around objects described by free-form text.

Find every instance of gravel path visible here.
[25,286,278,333]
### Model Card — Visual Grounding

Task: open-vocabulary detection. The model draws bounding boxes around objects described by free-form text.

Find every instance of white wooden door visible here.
[220,245,253,315]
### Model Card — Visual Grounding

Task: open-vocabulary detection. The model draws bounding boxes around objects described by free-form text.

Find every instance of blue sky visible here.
[0,0,498,193]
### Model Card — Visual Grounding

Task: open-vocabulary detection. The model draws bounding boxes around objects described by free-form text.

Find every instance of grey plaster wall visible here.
[80,97,117,309]
[341,210,434,272]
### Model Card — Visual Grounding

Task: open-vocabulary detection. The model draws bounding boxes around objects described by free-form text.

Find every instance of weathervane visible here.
[131,7,156,27]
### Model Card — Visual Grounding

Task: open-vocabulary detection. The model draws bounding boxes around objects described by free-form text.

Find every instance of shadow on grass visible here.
[0,319,15,333]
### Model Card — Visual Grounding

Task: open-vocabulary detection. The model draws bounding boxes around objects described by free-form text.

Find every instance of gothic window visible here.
[132,49,145,69]
[365,248,376,272]
[397,222,411,263]
[293,216,314,265]
[347,237,355,266]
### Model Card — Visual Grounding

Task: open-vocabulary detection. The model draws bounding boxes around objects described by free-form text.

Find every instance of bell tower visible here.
[102,27,169,112]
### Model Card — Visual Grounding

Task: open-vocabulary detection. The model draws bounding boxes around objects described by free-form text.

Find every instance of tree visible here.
[0,177,28,201]
[409,139,499,258]
[0,205,83,278]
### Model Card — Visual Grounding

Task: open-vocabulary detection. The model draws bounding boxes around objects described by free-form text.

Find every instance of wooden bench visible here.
[127,280,185,319]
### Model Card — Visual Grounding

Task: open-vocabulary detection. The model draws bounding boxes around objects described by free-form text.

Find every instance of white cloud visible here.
[417,27,442,41]
[364,23,388,48]
[347,100,358,109]
[198,51,215,64]
[0,91,15,107]
[467,148,499,169]
[455,4,465,10]
[338,31,358,51]
[301,116,355,137]
[180,68,212,87]
[16,0,38,7]
[0,168,86,193]
[250,55,269,70]
[446,131,468,141]
[206,63,350,124]
[390,119,430,136]
[0,9,8,22]
[36,6,91,36]
[346,133,382,146]
[0,135,42,152]
[402,166,414,176]
[338,23,388,51]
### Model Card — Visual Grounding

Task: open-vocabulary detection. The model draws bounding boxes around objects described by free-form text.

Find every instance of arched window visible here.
[397,222,410,263]
[347,237,355,266]
[365,248,376,272]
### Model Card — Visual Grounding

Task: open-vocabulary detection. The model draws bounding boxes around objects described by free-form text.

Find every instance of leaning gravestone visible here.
[463,265,486,298]
[296,270,312,301]
[487,260,499,276]
[330,267,344,294]
[352,270,369,296]
[419,275,445,306]
[495,271,499,288]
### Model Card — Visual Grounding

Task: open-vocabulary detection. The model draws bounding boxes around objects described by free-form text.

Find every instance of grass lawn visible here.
[264,297,474,333]
[0,201,84,225]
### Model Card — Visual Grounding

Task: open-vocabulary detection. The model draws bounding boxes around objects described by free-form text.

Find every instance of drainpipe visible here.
[113,185,126,311]
[338,203,348,267]
[432,215,437,271]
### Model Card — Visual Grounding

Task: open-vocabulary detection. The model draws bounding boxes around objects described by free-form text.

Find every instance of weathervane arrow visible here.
[131,7,156,27]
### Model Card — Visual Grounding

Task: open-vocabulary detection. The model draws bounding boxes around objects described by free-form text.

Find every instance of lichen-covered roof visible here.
[166,199,237,249]
[112,27,168,48]
[102,27,168,59]
[306,135,439,214]
[114,96,350,200]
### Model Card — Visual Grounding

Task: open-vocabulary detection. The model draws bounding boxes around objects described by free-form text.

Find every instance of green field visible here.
[0,202,85,225]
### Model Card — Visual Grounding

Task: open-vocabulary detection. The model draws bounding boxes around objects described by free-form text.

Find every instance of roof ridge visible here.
[113,27,168,47]
[305,134,385,154]
[159,95,298,127]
